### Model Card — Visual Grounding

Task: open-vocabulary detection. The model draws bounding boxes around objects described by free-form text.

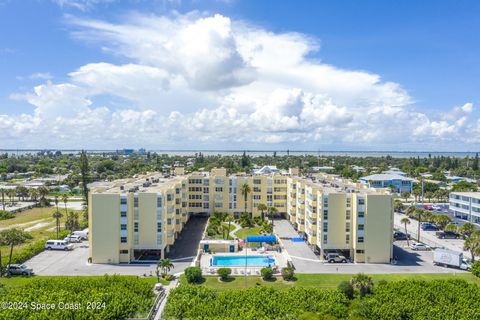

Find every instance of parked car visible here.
[64,234,82,243]
[325,253,348,263]
[6,264,34,276]
[423,205,434,210]
[421,223,439,231]
[410,242,429,251]
[45,240,74,251]
[393,231,411,240]
[435,231,460,239]
[72,230,88,240]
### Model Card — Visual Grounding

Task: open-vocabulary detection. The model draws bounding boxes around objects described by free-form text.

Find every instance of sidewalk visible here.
[153,274,180,320]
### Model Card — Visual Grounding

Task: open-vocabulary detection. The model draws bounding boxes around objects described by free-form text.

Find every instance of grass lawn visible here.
[189,273,480,291]
[235,226,264,247]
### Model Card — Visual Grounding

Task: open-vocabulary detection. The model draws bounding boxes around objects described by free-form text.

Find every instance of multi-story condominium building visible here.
[292,174,393,263]
[89,167,393,264]
[449,192,480,224]
[358,173,414,193]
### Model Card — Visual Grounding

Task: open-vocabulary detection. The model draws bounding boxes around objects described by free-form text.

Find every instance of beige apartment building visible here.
[89,167,393,264]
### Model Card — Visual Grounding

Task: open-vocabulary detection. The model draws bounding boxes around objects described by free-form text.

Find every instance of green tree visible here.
[464,230,480,263]
[452,181,478,192]
[444,224,458,232]
[62,194,69,216]
[241,183,251,216]
[268,206,278,228]
[400,217,411,246]
[184,266,203,283]
[0,228,32,275]
[217,267,232,281]
[225,214,233,239]
[337,281,354,299]
[0,188,5,211]
[28,188,38,203]
[394,200,403,212]
[350,273,374,297]
[432,214,452,230]
[79,150,90,208]
[157,258,174,280]
[257,203,267,222]
[52,210,64,240]
[261,267,274,280]
[65,212,80,231]
[401,192,410,203]
[458,222,476,238]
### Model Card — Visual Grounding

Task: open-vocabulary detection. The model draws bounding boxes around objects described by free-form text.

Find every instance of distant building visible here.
[253,165,279,175]
[311,166,335,172]
[447,176,476,184]
[351,165,365,173]
[359,173,414,193]
[449,192,480,224]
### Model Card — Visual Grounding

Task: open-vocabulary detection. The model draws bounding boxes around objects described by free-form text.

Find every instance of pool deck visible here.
[200,249,288,276]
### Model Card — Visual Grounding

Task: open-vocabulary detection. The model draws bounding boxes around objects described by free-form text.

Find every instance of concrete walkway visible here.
[154,274,180,320]
[229,221,242,237]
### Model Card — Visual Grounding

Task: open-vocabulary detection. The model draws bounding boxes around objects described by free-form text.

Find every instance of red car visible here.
[423,205,433,210]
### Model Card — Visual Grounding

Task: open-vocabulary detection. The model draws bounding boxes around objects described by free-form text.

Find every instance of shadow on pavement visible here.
[166,215,208,260]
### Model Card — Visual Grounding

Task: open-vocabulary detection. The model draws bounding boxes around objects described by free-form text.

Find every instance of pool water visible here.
[212,255,276,267]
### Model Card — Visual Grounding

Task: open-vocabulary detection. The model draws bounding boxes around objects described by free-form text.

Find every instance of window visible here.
[167,218,172,225]
[358,199,365,205]
[253,195,261,200]
[156,197,162,207]
[346,222,350,232]
[119,250,129,254]
[134,222,138,232]
[167,194,173,201]
[253,179,261,184]
[215,187,223,192]
[203,203,210,209]
[346,210,350,220]
[346,234,350,243]
[253,187,261,192]
[358,236,364,243]
[323,234,328,244]
[323,222,328,233]
[176,219,180,225]
[358,224,364,231]
[323,210,328,220]
[120,198,127,205]
[176,209,180,215]
[120,224,127,230]
[120,211,127,217]
[358,211,365,218]
[176,188,180,194]
[120,237,127,243]
[134,197,139,207]
[157,222,162,232]
[356,249,365,254]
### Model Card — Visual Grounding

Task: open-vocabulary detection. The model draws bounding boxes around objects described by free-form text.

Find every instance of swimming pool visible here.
[212,255,276,267]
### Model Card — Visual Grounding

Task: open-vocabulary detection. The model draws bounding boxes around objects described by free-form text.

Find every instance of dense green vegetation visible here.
[167,277,480,319]
[0,275,156,320]
[164,285,348,319]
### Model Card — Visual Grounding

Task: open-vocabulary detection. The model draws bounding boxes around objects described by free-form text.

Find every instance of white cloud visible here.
[2,12,479,150]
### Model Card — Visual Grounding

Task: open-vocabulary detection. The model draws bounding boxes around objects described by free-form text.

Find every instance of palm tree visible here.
[432,214,451,230]
[62,194,69,216]
[38,186,49,205]
[412,208,424,242]
[444,224,458,232]
[0,228,32,275]
[52,210,64,239]
[458,222,476,239]
[241,183,251,217]
[225,215,233,239]
[0,188,5,211]
[7,189,15,203]
[464,230,480,263]
[401,192,410,203]
[350,273,374,297]
[257,204,267,223]
[268,206,278,228]
[157,258,174,281]
[29,188,39,203]
[400,217,411,246]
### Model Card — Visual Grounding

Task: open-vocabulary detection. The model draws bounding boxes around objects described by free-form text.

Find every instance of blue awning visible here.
[246,235,276,243]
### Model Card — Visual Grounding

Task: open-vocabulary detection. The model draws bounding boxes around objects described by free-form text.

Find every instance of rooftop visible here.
[360,173,415,181]
[90,172,185,194]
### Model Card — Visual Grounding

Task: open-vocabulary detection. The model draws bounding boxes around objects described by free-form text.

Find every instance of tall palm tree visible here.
[241,183,251,217]
[38,186,49,205]
[157,258,174,281]
[400,217,411,246]
[225,214,233,239]
[464,230,480,263]
[458,222,476,239]
[0,188,5,211]
[412,208,424,242]
[62,194,69,216]
[350,273,374,297]
[52,210,64,240]
[29,188,39,203]
[257,204,267,223]
[0,228,32,275]
[268,206,278,228]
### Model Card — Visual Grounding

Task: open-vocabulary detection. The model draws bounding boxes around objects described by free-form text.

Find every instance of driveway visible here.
[273,219,321,272]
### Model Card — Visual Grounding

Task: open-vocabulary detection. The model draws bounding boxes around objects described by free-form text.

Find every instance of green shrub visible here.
[472,261,480,278]
[281,267,295,281]
[184,267,203,284]
[253,216,262,226]
[163,274,174,281]
[0,210,15,220]
[261,267,274,280]
[337,281,354,299]
[164,285,348,319]
[217,268,232,281]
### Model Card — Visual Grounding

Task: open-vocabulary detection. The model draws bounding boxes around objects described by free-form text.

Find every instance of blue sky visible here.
[1,0,479,150]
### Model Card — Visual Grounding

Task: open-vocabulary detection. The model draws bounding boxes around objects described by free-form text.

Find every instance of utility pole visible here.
[421,176,424,204]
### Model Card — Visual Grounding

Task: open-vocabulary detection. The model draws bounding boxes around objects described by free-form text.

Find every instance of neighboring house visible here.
[449,192,480,224]
[447,176,476,184]
[382,168,407,177]
[351,165,365,173]
[254,165,279,175]
[358,173,414,193]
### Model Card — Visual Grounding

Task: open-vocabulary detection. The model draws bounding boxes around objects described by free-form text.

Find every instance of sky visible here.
[1,0,480,151]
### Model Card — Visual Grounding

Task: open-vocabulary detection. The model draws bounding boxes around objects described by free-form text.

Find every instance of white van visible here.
[72,229,88,240]
[45,240,74,251]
